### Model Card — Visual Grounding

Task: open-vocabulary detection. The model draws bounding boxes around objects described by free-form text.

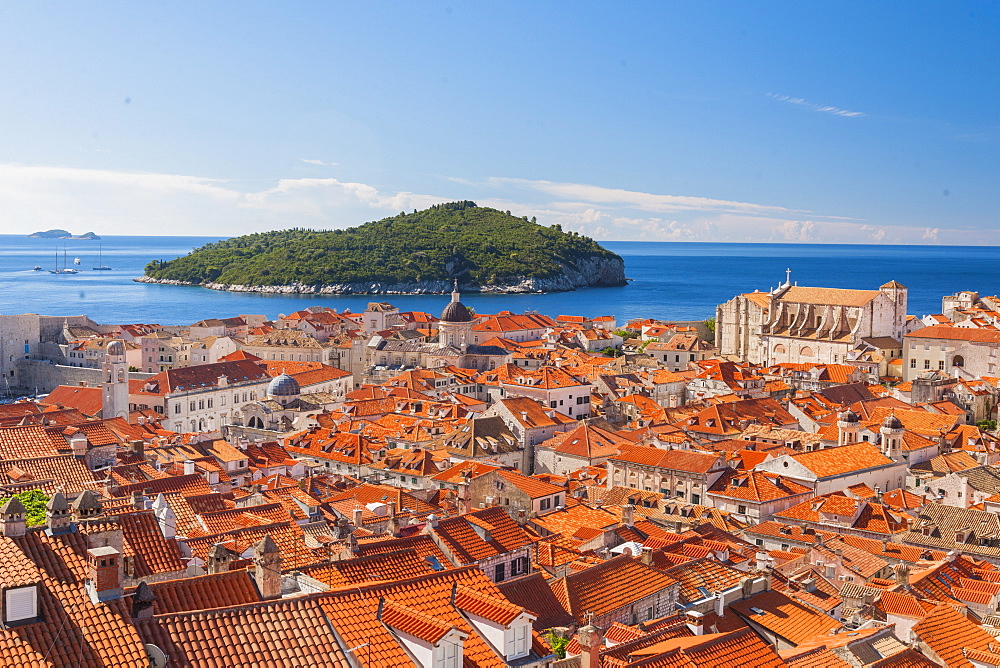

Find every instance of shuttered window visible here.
[5,586,37,622]
[506,623,530,659]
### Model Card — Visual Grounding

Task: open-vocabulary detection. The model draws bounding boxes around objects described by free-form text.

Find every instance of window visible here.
[924,360,930,369]
[676,490,685,499]
[189,402,196,411]
[755,539,763,546]
[691,494,700,504]
[540,498,550,511]
[435,638,461,668]
[506,623,530,659]
[938,360,945,370]
[910,359,916,368]
[198,400,204,410]
[494,563,505,582]
[738,505,747,514]
[5,586,37,622]
[174,404,180,414]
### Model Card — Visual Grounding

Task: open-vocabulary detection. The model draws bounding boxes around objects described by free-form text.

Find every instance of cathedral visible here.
[715,273,908,367]
[367,283,512,373]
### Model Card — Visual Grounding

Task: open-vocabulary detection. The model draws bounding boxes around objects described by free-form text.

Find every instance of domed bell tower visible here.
[438,280,474,348]
[880,413,904,461]
[837,409,860,446]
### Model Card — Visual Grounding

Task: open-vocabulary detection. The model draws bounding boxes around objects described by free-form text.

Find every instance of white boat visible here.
[49,248,79,274]
[73,257,81,265]
[92,243,112,270]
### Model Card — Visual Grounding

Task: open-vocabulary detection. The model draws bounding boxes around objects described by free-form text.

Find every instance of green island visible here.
[140,202,627,294]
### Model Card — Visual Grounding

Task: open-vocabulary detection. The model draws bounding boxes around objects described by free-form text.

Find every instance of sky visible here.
[0,2,997,244]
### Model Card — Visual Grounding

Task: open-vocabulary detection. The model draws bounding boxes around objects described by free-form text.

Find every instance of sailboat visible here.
[49,247,79,274]
[73,257,81,265]
[93,243,112,270]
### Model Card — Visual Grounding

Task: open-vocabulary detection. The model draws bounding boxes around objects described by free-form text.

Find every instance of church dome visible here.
[838,409,859,423]
[106,340,125,357]
[440,281,473,323]
[440,300,473,323]
[882,414,903,430]
[267,372,300,397]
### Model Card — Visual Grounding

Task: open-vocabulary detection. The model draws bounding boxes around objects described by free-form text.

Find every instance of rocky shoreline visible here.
[136,256,627,295]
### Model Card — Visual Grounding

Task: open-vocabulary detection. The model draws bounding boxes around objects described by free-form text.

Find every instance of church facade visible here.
[716,276,908,367]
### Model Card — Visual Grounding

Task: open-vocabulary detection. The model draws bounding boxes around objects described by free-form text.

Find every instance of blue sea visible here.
[0,235,996,325]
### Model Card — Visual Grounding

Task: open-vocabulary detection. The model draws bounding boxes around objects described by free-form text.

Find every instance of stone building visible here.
[716,276,907,367]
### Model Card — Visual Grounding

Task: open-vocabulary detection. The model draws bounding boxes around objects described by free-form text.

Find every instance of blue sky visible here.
[0,2,997,243]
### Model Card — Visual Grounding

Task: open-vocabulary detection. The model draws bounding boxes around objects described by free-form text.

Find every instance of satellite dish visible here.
[146,644,168,668]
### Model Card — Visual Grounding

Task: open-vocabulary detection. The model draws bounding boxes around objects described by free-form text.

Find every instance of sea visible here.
[0,235,997,325]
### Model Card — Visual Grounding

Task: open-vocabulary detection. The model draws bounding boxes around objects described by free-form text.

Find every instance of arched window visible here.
[800,346,814,358]
[773,344,786,355]
[953,355,965,367]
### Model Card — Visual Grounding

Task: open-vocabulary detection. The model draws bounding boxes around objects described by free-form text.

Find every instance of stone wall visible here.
[14,358,154,395]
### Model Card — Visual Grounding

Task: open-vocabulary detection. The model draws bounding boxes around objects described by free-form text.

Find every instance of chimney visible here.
[45,492,72,535]
[352,506,364,528]
[253,535,281,600]
[577,619,603,668]
[0,497,26,538]
[894,563,910,589]
[685,610,705,636]
[183,459,196,476]
[207,543,235,574]
[130,439,145,457]
[70,433,88,459]
[152,493,176,539]
[385,501,401,537]
[426,513,439,528]
[85,546,122,603]
[516,509,528,526]
[621,503,635,528]
[71,490,103,523]
[131,491,145,510]
[131,581,156,619]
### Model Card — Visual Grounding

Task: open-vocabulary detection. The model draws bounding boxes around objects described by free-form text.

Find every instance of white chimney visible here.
[183,459,196,476]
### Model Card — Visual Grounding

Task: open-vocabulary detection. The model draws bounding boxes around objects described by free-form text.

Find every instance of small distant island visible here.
[139,201,627,294]
[29,229,100,239]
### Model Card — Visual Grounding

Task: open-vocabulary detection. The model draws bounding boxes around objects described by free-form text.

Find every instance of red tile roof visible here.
[549,555,678,622]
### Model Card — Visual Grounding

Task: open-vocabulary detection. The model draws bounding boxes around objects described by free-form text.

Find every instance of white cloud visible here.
[774,220,818,243]
[767,92,865,118]
[0,163,992,246]
[860,224,888,243]
[489,177,798,216]
[299,158,339,166]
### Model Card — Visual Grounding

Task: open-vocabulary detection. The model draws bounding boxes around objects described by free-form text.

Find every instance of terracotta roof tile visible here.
[729,589,840,645]
[135,595,351,667]
[299,548,435,589]
[911,604,994,667]
[129,570,261,614]
[549,555,678,622]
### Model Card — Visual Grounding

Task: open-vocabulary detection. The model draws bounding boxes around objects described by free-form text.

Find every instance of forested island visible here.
[139,202,627,294]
